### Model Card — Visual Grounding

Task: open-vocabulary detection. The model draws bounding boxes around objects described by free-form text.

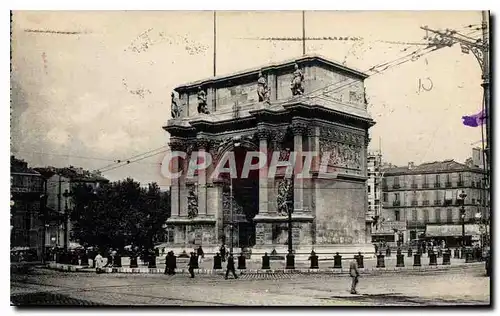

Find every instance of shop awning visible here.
[426,224,481,237]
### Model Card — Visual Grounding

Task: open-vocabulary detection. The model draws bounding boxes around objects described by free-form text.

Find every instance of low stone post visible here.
[429,252,437,266]
[309,251,319,269]
[442,250,451,265]
[262,253,270,270]
[80,253,89,267]
[213,253,222,269]
[356,252,364,268]
[333,252,342,269]
[396,248,405,267]
[148,254,157,268]
[130,256,138,268]
[413,253,421,267]
[376,252,385,268]
[237,253,246,269]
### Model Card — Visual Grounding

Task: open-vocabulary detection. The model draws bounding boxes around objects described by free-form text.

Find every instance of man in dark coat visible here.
[164,251,175,275]
[220,245,226,262]
[188,252,196,278]
[225,253,238,280]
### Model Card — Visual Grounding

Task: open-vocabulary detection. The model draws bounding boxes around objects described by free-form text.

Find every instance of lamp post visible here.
[285,199,294,269]
[62,189,71,252]
[458,190,467,251]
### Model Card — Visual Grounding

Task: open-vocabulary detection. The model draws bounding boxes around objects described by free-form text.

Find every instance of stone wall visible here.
[314,178,367,245]
[311,65,365,110]
[173,224,217,246]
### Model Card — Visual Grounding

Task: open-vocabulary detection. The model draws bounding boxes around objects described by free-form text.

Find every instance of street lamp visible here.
[62,189,71,252]
[458,190,467,250]
[284,199,294,269]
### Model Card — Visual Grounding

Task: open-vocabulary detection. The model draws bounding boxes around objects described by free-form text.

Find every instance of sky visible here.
[11,11,486,187]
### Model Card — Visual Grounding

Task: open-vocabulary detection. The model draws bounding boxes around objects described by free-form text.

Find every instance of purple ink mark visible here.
[462,110,486,127]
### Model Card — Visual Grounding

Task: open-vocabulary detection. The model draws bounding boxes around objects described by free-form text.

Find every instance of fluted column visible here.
[168,141,184,217]
[196,138,210,217]
[292,120,308,213]
[257,127,270,215]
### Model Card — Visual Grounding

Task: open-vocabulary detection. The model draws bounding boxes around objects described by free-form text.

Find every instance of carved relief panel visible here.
[319,126,364,174]
[186,183,198,219]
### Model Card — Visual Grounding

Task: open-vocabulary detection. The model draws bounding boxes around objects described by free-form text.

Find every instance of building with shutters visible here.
[379,148,488,246]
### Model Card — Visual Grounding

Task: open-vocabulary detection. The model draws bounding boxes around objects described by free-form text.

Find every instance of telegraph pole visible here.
[421,11,491,249]
[302,11,306,55]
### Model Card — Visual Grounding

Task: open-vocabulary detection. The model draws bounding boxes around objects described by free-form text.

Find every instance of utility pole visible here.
[58,176,62,248]
[302,11,306,55]
[213,11,217,77]
[421,12,490,246]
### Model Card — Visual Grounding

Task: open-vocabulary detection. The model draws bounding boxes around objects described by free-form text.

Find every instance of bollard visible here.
[396,249,405,267]
[386,247,391,257]
[356,252,364,268]
[413,253,421,267]
[407,248,413,257]
[262,253,270,270]
[286,253,295,269]
[333,252,342,269]
[237,254,246,269]
[429,253,437,266]
[148,254,157,268]
[80,253,89,267]
[442,250,451,265]
[309,251,319,269]
[213,253,222,269]
[376,252,385,268]
[130,256,138,268]
[114,255,122,268]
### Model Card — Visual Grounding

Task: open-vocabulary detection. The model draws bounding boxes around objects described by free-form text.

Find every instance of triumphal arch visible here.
[163,55,375,257]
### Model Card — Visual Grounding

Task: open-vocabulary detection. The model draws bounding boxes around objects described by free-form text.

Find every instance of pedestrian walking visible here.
[164,251,176,275]
[349,259,360,294]
[188,252,196,278]
[94,252,104,274]
[197,246,205,265]
[225,253,238,280]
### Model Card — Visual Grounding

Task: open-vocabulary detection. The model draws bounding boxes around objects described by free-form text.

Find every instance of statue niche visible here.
[257,70,270,104]
[171,92,180,118]
[290,63,304,96]
[197,87,210,114]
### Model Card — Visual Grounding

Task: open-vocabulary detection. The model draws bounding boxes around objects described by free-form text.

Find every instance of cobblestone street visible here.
[11,265,490,306]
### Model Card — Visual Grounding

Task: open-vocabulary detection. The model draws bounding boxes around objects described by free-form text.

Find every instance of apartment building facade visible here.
[380,153,488,246]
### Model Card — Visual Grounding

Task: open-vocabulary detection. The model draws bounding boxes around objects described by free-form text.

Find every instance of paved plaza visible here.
[11,265,489,306]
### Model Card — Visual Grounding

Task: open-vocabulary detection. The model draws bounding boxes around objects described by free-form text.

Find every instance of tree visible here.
[70,178,171,253]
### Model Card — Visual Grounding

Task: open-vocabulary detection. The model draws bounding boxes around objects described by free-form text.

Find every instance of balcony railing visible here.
[457,181,464,187]
[445,182,452,188]
[411,200,418,206]
[434,183,441,188]
[422,200,430,206]
[393,201,401,206]
[422,183,429,189]
[411,183,418,189]
[433,200,441,206]
[392,184,400,189]
[382,185,388,190]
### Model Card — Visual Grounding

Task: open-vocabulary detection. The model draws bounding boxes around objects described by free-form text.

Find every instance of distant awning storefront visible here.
[426,224,481,237]
[372,221,407,235]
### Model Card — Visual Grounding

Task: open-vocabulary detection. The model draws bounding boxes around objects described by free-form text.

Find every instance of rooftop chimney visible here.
[408,162,414,170]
